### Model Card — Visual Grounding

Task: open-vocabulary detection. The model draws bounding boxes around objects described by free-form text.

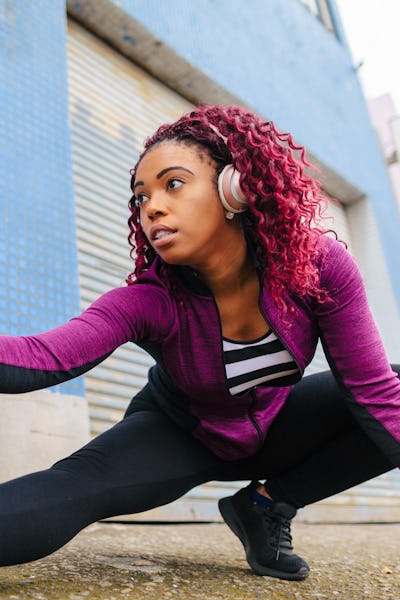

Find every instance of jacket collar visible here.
[174,265,213,297]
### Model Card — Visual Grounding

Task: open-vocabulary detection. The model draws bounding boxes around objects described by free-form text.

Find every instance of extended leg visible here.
[0,408,221,566]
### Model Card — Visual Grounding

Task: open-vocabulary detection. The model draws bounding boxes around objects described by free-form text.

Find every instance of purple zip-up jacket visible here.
[0,236,399,464]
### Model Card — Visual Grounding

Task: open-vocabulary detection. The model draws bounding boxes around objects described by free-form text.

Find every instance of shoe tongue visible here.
[251,488,274,507]
[271,501,297,520]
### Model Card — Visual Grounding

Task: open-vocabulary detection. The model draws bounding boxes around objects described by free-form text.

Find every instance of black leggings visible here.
[0,368,398,567]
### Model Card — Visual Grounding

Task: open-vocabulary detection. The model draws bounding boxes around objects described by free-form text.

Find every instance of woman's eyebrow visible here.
[133,166,194,191]
[156,166,194,179]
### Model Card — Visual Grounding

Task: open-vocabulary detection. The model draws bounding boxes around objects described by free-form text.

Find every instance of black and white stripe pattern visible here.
[223,330,299,396]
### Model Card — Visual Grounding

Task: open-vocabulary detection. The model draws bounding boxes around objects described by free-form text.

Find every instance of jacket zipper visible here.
[249,389,263,448]
[244,293,303,451]
[210,294,266,449]
[257,295,303,376]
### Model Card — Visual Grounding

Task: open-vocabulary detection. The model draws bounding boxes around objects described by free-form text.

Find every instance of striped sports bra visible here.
[223,329,299,396]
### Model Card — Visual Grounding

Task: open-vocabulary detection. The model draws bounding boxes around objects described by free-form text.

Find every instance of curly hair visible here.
[127,104,334,314]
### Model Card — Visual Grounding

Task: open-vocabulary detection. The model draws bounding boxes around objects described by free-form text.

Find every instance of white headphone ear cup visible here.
[217,165,248,214]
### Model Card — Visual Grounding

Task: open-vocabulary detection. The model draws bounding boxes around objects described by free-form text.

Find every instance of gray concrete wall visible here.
[0,391,90,482]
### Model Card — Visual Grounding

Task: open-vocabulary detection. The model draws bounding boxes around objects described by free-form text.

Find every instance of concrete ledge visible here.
[0,390,90,482]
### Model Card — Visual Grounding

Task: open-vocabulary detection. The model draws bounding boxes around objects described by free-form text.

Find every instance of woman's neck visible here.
[193,236,256,298]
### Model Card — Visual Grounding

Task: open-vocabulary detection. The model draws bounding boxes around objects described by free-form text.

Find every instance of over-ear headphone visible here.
[217,164,248,218]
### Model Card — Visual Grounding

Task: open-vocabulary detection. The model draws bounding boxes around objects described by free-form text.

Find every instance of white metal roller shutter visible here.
[66,22,243,523]
[67,21,193,435]
[305,198,400,521]
[67,22,399,522]
[306,196,353,374]
[324,196,353,253]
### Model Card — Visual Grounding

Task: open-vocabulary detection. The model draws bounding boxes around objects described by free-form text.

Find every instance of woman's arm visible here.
[315,237,400,467]
[0,284,172,393]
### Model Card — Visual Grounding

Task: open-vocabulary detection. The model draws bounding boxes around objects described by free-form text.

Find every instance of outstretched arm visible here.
[0,283,172,393]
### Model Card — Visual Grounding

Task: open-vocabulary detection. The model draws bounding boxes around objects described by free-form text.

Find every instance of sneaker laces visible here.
[261,508,293,560]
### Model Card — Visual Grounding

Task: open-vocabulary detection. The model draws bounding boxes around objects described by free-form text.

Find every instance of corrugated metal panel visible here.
[66,22,245,522]
[67,21,399,522]
[304,197,400,518]
[306,196,353,375]
[67,21,192,434]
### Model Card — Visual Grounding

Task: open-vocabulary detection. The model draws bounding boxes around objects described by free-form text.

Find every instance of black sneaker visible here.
[218,482,310,580]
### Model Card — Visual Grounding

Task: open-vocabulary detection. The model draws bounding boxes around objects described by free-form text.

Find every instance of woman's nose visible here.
[144,194,168,219]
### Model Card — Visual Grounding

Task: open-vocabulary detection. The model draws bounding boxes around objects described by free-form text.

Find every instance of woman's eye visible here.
[134,193,149,208]
[167,178,183,190]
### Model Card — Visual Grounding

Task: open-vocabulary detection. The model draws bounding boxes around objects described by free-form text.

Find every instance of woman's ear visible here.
[217,165,248,214]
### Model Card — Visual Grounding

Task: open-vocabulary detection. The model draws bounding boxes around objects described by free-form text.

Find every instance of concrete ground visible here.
[1,521,399,600]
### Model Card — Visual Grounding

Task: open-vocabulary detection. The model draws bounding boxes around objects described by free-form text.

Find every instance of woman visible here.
[0,105,399,581]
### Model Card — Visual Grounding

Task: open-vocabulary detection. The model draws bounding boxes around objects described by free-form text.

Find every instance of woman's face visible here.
[134,141,240,268]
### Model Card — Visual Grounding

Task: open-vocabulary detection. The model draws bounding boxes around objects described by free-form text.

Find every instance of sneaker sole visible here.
[218,497,309,581]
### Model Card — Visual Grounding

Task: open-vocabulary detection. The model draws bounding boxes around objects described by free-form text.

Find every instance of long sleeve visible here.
[0,283,173,393]
[315,238,400,466]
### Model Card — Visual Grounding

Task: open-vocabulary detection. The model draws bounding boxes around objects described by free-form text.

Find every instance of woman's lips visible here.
[149,225,178,249]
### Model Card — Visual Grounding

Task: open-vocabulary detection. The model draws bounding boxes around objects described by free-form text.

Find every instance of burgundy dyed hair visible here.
[127,104,334,313]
